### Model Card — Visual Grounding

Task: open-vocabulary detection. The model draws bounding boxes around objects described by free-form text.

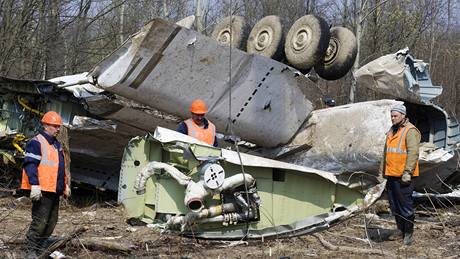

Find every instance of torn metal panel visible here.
[278,100,398,173]
[1,76,143,191]
[67,123,134,191]
[0,76,54,94]
[252,99,460,193]
[355,48,442,104]
[118,127,383,239]
[415,151,459,192]
[70,116,117,132]
[49,72,103,98]
[90,18,322,147]
[153,127,338,183]
[84,94,180,133]
[175,15,195,29]
[413,188,460,201]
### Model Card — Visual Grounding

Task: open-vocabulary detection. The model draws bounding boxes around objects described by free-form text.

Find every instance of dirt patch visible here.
[1,196,459,258]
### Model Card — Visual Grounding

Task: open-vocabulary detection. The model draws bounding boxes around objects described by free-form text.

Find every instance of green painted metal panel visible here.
[143,205,156,223]
[190,144,221,157]
[119,135,371,237]
[252,178,274,229]
[272,171,334,225]
[144,178,156,205]
[334,184,363,207]
[220,162,273,180]
[118,138,151,219]
[155,177,188,214]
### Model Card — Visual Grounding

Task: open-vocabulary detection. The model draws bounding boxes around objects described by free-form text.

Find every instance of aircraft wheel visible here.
[247,15,284,60]
[284,15,330,70]
[315,26,357,80]
[211,16,248,49]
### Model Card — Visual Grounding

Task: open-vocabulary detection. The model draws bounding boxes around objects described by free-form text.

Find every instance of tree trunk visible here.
[195,0,204,33]
[349,0,364,103]
[342,0,348,26]
[163,0,169,18]
[119,1,126,45]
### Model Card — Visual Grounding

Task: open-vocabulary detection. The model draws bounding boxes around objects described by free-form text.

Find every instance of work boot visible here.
[403,232,413,246]
[395,215,405,233]
[388,229,403,241]
[403,215,415,246]
[388,215,404,240]
[40,236,61,250]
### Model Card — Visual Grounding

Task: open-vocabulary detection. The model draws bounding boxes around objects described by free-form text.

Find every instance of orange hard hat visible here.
[190,99,208,114]
[41,111,63,126]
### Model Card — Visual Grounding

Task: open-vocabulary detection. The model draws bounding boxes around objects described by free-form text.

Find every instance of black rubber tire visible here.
[314,26,357,80]
[211,16,248,49]
[284,15,330,70]
[247,15,285,60]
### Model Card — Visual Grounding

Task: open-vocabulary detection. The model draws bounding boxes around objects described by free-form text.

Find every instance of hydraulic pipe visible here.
[134,161,191,194]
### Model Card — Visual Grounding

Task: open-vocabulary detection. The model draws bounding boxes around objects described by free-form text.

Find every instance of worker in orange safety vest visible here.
[177,99,217,146]
[21,111,70,257]
[379,104,420,246]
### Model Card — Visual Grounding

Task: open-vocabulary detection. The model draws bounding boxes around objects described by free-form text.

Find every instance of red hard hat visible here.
[41,111,63,126]
[190,99,208,114]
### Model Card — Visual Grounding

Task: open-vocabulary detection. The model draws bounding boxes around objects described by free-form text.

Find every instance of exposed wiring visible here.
[0,151,16,165]
[12,134,27,155]
[16,96,45,116]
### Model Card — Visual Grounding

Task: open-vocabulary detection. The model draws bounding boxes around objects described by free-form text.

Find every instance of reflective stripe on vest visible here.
[384,123,420,177]
[21,134,61,192]
[185,119,216,145]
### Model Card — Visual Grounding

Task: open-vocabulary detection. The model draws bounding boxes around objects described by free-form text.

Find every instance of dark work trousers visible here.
[386,176,415,232]
[26,191,60,252]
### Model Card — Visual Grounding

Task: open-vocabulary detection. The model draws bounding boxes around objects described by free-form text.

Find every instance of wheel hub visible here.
[255,29,272,51]
[218,29,232,45]
[324,38,339,64]
[292,28,311,51]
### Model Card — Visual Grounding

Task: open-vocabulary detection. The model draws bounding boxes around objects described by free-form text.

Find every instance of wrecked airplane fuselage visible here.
[1,16,458,240]
[88,17,459,194]
[118,127,384,239]
[89,18,323,148]
[0,75,138,191]
[264,99,460,193]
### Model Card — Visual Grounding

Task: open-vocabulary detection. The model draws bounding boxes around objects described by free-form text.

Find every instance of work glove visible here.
[401,172,411,185]
[30,185,42,201]
[223,135,241,144]
[64,184,71,198]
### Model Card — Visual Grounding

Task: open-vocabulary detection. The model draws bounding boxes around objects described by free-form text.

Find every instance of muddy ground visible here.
[1,192,459,258]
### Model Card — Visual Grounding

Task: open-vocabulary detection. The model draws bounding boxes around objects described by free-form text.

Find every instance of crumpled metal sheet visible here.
[48,72,103,98]
[419,143,455,163]
[413,188,460,201]
[175,15,195,29]
[153,127,338,184]
[280,99,398,173]
[354,48,442,103]
[0,76,53,94]
[70,116,117,132]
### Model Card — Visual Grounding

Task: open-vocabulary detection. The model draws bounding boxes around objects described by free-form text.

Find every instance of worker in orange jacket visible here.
[21,111,70,257]
[379,104,420,246]
[177,99,218,146]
